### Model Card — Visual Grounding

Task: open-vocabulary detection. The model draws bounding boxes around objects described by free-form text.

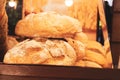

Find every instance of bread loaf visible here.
[4,39,76,66]
[15,12,82,38]
[75,40,111,68]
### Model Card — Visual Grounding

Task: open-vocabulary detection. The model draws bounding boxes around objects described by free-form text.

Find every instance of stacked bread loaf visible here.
[3,12,112,68]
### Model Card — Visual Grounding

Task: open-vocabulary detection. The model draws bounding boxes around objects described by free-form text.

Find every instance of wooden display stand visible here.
[0,62,120,80]
[111,0,120,68]
[0,0,120,80]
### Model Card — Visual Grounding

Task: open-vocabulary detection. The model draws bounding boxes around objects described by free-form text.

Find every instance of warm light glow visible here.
[8,0,16,7]
[65,0,73,7]
[104,0,113,6]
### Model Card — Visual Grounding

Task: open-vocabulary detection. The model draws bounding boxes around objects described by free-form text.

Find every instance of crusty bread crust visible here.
[4,39,76,66]
[15,12,82,38]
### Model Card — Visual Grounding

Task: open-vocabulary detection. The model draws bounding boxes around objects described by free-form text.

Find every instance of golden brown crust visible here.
[74,40,112,68]
[66,38,85,60]
[73,32,88,43]
[84,50,108,67]
[86,40,106,55]
[4,39,51,64]
[42,40,77,65]
[84,40,111,68]
[15,12,82,38]
[75,60,102,68]
[75,60,85,67]
[7,36,18,49]
[4,39,76,66]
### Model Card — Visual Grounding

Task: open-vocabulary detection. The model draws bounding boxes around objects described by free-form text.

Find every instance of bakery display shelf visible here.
[0,62,120,80]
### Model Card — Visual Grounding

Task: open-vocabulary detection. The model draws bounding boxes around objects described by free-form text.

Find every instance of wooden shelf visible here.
[0,63,120,80]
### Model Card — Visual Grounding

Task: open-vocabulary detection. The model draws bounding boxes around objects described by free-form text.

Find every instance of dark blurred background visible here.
[6,0,22,35]
[97,1,113,45]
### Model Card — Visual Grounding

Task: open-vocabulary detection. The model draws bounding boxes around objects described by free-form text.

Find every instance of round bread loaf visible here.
[15,12,82,38]
[75,40,110,68]
[84,41,109,68]
[4,39,76,66]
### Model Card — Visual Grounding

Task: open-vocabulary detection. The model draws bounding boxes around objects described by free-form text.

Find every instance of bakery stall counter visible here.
[0,62,120,80]
[0,0,118,80]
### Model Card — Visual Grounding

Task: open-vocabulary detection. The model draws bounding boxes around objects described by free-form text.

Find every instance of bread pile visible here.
[3,12,112,68]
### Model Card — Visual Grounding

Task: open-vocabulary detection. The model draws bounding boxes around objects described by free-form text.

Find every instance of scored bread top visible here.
[3,39,76,66]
